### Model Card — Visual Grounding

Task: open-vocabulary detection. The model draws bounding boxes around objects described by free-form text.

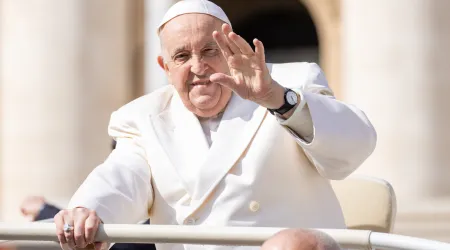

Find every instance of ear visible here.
[157,55,173,84]
[157,55,168,72]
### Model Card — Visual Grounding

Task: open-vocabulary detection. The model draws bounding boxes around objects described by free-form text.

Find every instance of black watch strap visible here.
[268,88,298,115]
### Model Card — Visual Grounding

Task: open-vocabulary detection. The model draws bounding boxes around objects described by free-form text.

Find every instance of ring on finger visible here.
[63,223,74,233]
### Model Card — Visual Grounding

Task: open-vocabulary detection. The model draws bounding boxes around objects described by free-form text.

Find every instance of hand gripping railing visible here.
[1,223,450,250]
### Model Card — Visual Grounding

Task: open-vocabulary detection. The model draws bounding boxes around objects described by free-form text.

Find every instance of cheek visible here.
[206,56,229,74]
[217,62,230,75]
[168,67,190,92]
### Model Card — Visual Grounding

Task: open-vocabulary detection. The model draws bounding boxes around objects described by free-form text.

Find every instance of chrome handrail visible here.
[1,223,450,250]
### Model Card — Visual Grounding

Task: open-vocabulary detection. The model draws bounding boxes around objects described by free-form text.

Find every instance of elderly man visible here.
[54,0,376,249]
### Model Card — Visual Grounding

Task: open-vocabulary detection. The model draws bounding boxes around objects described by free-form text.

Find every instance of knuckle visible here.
[85,225,96,231]
[85,229,95,237]
[74,207,86,213]
[89,210,97,217]
[74,233,84,241]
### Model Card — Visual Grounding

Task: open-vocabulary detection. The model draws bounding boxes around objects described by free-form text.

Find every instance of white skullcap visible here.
[157,0,232,34]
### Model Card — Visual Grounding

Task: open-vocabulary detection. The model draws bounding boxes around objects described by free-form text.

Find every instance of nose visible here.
[189,55,208,75]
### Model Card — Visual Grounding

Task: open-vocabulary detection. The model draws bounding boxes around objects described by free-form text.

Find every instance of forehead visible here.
[160,13,223,51]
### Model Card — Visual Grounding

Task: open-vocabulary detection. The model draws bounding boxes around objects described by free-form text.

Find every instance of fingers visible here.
[213,23,265,58]
[215,24,265,60]
[55,211,69,250]
[213,23,267,70]
[212,30,233,58]
[74,208,89,248]
[228,35,254,56]
[213,23,252,58]
[254,38,266,64]
[55,208,101,250]
[85,211,101,245]
[220,23,253,56]
[60,242,71,250]
[210,73,237,90]
[221,24,240,54]
[62,211,76,249]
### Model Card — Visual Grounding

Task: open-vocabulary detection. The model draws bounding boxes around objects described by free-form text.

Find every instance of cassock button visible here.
[249,201,260,212]
[185,218,196,225]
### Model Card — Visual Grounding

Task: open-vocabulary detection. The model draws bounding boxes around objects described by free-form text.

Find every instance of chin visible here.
[190,100,223,118]
[195,110,218,118]
[192,96,220,109]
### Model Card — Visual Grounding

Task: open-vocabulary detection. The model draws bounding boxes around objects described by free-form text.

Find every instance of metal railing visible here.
[1,223,450,250]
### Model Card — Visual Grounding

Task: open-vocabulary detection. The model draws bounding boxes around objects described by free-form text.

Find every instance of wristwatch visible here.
[268,88,299,115]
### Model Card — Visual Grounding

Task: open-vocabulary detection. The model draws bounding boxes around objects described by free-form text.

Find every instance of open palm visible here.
[211,24,276,106]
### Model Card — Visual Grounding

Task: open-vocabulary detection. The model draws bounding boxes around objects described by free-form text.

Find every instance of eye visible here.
[203,48,219,57]
[173,53,189,63]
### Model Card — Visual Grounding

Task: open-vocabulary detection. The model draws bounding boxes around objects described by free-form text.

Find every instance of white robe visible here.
[68,62,377,250]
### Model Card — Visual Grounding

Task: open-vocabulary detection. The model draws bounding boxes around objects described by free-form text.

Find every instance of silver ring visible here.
[63,223,74,233]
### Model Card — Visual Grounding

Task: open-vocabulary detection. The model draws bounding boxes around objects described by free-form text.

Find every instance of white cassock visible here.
[68,62,377,250]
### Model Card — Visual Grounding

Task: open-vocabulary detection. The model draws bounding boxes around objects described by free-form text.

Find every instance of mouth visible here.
[191,80,211,86]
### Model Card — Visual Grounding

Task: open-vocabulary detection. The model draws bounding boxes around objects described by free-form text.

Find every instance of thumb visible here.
[210,73,237,90]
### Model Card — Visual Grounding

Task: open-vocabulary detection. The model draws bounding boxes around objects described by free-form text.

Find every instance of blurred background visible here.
[1,0,450,246]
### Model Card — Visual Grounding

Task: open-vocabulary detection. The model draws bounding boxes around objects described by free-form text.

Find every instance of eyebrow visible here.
[171,45,189,56]
[203,41,219,48]
[171,41,218,56]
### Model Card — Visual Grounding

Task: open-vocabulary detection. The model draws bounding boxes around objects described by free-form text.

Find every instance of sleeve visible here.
[276,91,314,142]
[35,203,62,221]
[67,111,153,224]
[276,63,377,180]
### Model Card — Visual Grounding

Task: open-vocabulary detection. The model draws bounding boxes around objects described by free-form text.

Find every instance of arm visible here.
[67,111,153,224]
[20,196,62,221]
[35,203,62,221]
[209,25,375,180]
[275,63,377,180]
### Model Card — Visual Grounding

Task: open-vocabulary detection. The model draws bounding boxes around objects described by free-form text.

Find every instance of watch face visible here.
[286,91,298,105]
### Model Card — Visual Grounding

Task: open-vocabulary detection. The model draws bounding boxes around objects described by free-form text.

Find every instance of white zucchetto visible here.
[158,0,232,34]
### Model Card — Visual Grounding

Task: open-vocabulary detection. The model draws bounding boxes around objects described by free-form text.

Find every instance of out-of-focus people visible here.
[20,196,60,221]
[0,243,16,250]
[19,139,155,250]
[20,195,154,250]
[261,229,341,250]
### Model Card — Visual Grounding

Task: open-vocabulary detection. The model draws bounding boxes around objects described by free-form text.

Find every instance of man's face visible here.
[158,14,232,118]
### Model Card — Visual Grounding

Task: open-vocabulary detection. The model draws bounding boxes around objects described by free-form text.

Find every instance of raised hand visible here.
[211,23,285,110]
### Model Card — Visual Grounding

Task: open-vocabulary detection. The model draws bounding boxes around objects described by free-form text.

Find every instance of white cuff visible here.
[275,90,314,143]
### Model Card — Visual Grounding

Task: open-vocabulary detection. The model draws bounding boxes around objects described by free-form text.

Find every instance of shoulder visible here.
[108,85,174,136]
[114,85,175,118]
